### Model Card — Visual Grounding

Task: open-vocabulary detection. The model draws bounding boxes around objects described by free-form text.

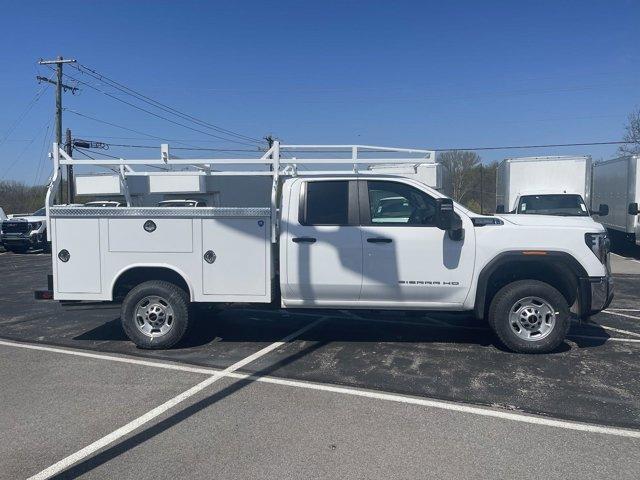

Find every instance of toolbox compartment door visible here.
[108,218,193,253]
[201,218,268,296]
[54,218,102,294]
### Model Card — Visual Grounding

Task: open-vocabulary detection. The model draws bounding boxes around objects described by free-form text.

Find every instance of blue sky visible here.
[0,0,638,183]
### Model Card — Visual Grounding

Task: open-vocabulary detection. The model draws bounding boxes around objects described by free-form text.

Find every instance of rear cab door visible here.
[283,178,363,306]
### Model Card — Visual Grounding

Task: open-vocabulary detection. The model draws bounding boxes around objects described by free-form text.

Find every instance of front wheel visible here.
[488,280,570,354]
[121,280,191,349]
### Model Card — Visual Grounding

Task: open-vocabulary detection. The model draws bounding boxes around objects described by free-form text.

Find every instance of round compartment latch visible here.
[58,249,70,262]
[204,250,216,264]
[143,220,157,233]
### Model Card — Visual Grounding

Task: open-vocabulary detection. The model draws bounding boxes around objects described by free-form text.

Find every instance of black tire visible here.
[42,241,51,253]
[488,280,570,354]
[120,280,191,349]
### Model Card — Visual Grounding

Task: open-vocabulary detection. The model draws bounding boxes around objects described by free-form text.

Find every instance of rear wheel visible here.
[488,280,570,353]
[121,280,191,349]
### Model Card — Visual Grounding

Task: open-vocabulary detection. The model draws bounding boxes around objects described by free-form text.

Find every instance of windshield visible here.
[517,194,589,216]
[32,207,46,216]
[158,201,203,207]
[85,202,118,207]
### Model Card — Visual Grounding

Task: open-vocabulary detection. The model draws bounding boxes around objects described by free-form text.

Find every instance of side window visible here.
[302,181,350,226]
[367,181,436,226]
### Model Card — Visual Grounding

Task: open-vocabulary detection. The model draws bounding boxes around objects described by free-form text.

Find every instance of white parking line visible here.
[606,308,640,312]
[611,253,640,264]
[603,310,640,321]
[26,317,327,480]
[569,334,640,343]
[221,371,640,439]
[590,322,640,338]
[0,339,218,375]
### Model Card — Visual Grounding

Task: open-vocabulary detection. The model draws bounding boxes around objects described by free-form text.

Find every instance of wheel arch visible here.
[474,251,588,320]
[111,264,194,301]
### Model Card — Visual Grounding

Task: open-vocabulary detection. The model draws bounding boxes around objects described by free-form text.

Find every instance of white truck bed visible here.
[49,206,272,303]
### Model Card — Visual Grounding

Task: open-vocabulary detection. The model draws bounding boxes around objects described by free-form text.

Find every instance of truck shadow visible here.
[71,308,610,352]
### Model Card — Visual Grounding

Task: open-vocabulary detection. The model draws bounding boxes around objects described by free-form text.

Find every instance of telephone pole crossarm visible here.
[36,75,78,94]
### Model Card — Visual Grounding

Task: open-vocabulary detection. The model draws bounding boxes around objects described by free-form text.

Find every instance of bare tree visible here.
[0,181,46,214]
[438,150,481,203]
[620,108,640,155]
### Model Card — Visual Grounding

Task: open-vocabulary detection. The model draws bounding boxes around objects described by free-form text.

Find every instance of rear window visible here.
[303,181,349,225]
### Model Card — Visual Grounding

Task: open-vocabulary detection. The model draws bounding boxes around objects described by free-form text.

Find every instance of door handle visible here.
[292,237,317,243]
[367,237,393,243]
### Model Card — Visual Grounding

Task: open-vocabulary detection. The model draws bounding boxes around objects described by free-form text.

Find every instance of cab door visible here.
[284,179,362,304]
[359,180,475,307]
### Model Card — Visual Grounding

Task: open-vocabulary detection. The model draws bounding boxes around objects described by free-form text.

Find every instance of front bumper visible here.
[579,275,614,316]
[0,232,45,248]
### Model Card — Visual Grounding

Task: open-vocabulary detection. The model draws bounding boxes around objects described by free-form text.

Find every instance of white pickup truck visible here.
[1,207,49,253]
[37,143,613,354]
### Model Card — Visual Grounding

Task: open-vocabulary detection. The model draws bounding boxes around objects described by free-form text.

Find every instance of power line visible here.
[71,138,634,156]
[73,147,121,160]
[33,119,54,186]
[0,81,51,148]
[65,109,210,150]
[72,63,263,145]
[2,117,52,180]
[59,67,261,147]
[75,140,263,152]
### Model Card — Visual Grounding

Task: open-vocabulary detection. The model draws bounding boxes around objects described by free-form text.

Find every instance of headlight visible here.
[29,221,42,230]
[585,232,610,264]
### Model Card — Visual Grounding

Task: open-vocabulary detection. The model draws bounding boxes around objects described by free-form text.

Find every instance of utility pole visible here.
[264,135,275,148]
[264,135,276,171]
[37,56,77,203]
[65,129,74,203]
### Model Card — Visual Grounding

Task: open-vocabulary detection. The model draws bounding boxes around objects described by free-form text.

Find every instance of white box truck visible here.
[36,143,613,354]
[496,156,593,216]
[591,155,640,244]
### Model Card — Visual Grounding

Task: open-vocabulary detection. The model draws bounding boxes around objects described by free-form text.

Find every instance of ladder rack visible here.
[46,141,436,242]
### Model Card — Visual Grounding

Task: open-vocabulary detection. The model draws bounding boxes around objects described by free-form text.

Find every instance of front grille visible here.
[2,222,29,234]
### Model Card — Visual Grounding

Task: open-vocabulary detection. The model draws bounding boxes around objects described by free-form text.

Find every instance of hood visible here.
[496,214,604,230]
[3,215,46,223]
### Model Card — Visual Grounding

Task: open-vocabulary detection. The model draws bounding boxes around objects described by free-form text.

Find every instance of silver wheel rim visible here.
[508,296,557,341]
[134,295,175,338]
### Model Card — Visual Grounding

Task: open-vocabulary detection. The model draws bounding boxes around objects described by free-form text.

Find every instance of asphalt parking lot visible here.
[1,250,640,479]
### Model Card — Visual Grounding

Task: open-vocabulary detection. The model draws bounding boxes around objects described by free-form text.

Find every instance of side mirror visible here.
[597,204,609,217]
[435,198,463,240]
[435,198,455,230]
[496,205,505,214]
[629,203,639,216]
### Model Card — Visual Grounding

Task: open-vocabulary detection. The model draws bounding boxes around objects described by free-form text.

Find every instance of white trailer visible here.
[496,156,592,216]
[591,155,640,244]
[36,142,612,354]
